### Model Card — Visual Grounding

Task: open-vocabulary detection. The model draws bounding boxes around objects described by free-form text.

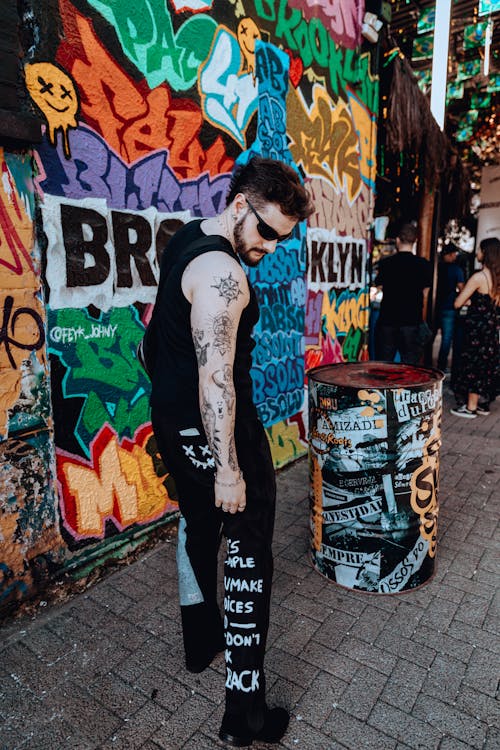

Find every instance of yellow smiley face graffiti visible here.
[25,63,79,159]
[237,17,261,78]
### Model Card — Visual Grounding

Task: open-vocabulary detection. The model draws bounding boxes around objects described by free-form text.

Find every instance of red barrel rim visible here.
[307,361,444,389]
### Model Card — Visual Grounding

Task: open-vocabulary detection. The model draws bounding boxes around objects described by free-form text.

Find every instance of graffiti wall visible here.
[0,148,62,609]
[0,0,378,609]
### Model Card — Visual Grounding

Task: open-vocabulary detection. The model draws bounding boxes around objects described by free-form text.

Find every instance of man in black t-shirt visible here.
[375,222,432,365]
[146,157,313,747]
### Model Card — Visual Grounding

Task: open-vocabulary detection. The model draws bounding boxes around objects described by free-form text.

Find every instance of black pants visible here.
[152,414,276,729]
[375,323,423,365]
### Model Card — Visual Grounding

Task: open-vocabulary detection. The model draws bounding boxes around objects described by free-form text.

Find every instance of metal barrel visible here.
[308,362,444,594]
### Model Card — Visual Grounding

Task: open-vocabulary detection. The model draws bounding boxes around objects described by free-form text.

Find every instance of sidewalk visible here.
[1,383,499,750]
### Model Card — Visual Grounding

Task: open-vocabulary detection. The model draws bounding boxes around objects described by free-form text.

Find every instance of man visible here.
[375,222,432,365]
[145,156,313,746]
[435,243,464,372]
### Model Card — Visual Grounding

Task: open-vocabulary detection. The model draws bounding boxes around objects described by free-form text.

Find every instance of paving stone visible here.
[463,647,499,697]
[1,407,499,750]
[422,596,460,631]
[320,588,368,617]
[298,641,359,682]
[411,624,474,663]
[412,694,487,749]
[421,654,466,702]
[294,670,348,728]
[368,700,442,748]
[446,620,500,654]
[336,665,388,721]
[374,628,438,668]
[150,693,216,749]
[347,605,392,644]
[135,667,192,712]
[439,737,477,750]
[382,601,427,639]
[454,592,491,628]
[337,635,398,676]
[265,647,319,688]
[282,591,330,622]
[282,717,348,750]
[313,610,357,650]
[455,684,500,727]
[484,725,500,749]
[324,707,397,750]
[49,681,123,745]
[266,675,306,712]
[179,732,224,749]
[273,614,321,656]
[380,658,428,712]
[87,671,149,718]
[98,702,171,749]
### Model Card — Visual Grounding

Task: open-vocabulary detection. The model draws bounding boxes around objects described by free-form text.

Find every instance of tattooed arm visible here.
[182,251,249,513]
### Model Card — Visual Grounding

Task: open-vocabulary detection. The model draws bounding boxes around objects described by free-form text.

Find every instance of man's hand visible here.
[215,473,246,513]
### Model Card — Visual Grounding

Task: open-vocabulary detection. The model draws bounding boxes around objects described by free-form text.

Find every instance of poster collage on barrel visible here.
[309,376,442,593]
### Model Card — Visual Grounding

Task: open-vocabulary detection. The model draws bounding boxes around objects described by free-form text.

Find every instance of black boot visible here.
[219,707,290,747]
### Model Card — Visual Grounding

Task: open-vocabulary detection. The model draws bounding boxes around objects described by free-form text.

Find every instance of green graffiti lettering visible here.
[309,18,329,69]
[275,0,303,52]
[254,0,277,22]
[48,307,150,456]
[88,0,217,90]
[254,0,377,111]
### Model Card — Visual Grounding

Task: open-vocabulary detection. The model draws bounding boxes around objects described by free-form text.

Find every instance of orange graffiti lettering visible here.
[321,291,369,337]
[56,0,232,177]
[58,425,177,539]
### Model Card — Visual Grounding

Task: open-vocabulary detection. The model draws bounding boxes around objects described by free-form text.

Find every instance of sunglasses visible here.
[246,197,293,243]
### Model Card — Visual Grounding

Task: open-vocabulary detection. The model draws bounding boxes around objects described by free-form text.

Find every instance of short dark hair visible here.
[226,156,313,222]
[397,222,418,245]
[442,242,459,255]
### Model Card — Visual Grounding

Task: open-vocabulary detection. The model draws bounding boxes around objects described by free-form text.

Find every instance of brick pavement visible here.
[1,383,499,749]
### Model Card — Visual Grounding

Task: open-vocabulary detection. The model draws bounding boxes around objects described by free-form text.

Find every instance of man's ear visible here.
[231,192,248,218]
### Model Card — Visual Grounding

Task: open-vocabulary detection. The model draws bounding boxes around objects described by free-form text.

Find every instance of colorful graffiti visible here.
[25,63,79,159]
[288,0,363,50]
[58,424,177,540]
[56,2,231,175]
[200,26,258,147]
[1,0,379,611]
[0,148,61,610]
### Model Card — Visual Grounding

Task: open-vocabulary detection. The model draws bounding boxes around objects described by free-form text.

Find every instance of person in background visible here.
[145,156,313,746]
[435,243,464,373]
[450,237,500,418]
[375,222,432,365]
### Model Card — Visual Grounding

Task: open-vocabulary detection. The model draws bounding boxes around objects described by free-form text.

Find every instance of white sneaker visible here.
[450,405,477,418]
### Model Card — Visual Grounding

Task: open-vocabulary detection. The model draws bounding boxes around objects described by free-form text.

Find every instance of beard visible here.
[233,213,265,267]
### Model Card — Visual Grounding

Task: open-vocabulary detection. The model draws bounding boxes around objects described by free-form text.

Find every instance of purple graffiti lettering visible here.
[36,125,230,216]
[288,0,362,50]
[305,290,322,344]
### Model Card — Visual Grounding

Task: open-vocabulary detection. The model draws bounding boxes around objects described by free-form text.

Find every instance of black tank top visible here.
[149,220,259,426]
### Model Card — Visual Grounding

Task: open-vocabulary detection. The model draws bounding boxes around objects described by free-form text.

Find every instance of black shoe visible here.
[185,639,224,673]
[219,707,290,747]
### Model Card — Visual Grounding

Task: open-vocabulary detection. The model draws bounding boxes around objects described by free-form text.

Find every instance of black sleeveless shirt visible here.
[149,220,259,426]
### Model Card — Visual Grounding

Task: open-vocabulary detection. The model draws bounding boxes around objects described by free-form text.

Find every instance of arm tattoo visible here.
[228,442,239,472]
[193,328,210,366]
[212,311,233,356]
[212,364,235,415]
[211,272,243,307]
[200,395,222,467]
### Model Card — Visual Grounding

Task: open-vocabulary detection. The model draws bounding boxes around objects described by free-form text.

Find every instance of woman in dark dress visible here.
[450,237,500,418]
